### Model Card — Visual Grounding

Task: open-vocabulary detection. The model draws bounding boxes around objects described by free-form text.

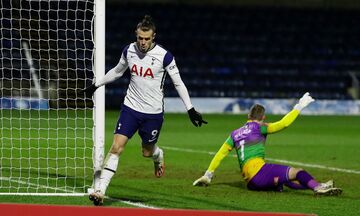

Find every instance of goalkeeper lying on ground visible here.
[193,92,342,196]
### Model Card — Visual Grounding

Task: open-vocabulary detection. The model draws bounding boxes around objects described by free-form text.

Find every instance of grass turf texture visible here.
[0,110,359,216]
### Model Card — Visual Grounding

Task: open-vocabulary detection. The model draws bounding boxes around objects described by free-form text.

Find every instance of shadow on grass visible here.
[212,180,247,188]
[206,180,358,201]
[106,184,252,211]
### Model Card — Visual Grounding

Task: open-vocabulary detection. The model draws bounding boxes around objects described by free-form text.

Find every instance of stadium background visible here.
[102,0,360,110]
[1,0,360,111]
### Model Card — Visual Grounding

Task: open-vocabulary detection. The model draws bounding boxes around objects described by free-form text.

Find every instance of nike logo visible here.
[148,138,157,142]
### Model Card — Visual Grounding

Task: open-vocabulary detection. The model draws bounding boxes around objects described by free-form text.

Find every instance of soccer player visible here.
[193,92,342,196]
[84,15,207,205]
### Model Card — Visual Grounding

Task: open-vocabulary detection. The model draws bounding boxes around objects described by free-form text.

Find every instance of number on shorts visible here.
[149,130,158,142]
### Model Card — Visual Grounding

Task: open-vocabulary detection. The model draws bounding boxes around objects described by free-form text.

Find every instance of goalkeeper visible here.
[193,93,342,196]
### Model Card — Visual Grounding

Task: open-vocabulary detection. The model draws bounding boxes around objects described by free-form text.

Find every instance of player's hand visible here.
[193,175,211,186]
[188,107,208,127]
[294,92,315,111]
[80,84,98,98]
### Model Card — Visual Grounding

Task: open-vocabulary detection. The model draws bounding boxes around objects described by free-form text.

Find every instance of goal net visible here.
[0,0,102,195]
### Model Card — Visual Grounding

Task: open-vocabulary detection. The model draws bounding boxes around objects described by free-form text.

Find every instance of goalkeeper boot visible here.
[154,149,165,177]
[313,179,335,195]
[314,181,342,196]
[320,180,334,189]
[89,190,104,206]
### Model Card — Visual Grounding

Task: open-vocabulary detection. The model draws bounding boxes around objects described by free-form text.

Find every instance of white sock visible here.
[99,153,119,194]
[94,170,102,192]
[152,145,162,162]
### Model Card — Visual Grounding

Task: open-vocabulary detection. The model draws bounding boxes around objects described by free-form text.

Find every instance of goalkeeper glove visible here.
[81,83,98,98]
[193,171,213,186]
[294,92,315,111]
[188,107,208,127]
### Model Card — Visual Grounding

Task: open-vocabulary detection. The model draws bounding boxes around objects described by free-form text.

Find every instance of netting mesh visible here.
[0,0,94,194]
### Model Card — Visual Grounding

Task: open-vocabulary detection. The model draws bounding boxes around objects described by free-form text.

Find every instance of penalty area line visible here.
[162,146,360,175]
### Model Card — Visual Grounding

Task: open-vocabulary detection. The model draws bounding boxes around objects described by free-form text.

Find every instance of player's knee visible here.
[294,168,304,173]
[110,134,128,155]
[110,144,125,155]
[288,167,304,180]
[142,148,152,157]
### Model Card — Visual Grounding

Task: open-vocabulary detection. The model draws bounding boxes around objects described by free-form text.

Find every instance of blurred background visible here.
[106,0,360,110]
[1,0,360,112]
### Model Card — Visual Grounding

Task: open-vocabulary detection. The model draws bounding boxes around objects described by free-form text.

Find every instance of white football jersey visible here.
[119,42,189,114]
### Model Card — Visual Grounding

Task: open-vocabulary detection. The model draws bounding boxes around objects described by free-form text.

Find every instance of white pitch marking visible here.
[108,198,161,209]
[0,177,161,209]
[162,146,360,174]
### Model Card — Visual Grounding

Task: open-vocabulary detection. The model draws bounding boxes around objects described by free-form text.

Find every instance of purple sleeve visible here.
[122,45,130,58]
[163,51,174,68]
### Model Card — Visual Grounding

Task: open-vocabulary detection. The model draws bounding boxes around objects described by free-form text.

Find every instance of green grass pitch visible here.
[0,110,359,215]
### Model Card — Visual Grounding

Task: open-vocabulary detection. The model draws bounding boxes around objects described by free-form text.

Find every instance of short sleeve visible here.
[163,51,174,68]
[119,44,130,65]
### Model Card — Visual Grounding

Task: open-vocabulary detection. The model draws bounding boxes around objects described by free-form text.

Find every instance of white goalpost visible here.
[0,0,105,196]
[91,0,105,195]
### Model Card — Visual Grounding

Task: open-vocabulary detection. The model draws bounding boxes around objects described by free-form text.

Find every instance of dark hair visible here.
[248,104,265,120]
[136,15,156,32]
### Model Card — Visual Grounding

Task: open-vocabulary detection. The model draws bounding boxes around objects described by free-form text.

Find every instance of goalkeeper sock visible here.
[284,181,307,190]
[99,153,119,194]
[152,145,162,162]
[296,170,319,190]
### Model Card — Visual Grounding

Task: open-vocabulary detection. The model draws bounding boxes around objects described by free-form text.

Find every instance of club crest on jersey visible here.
[131,64,154,78]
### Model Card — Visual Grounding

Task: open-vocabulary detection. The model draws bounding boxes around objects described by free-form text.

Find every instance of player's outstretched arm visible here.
[79,61,128,98]
[79,51,128,98]
[193,172,213,186]
[293,92,315,111]
[165,59,208,127]
[79,83,98,98]
[268,92,315,133]
[188,107,208,127]
[193,142,232,186]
